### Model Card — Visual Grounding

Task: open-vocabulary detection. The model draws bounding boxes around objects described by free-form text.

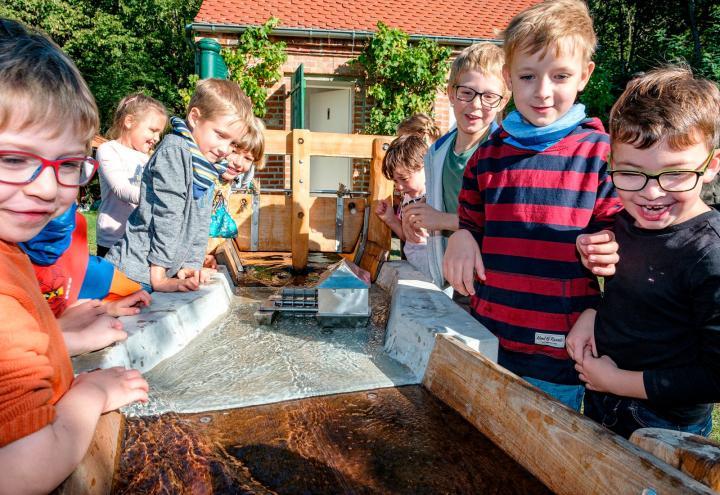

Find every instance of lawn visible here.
[81,210,97,256]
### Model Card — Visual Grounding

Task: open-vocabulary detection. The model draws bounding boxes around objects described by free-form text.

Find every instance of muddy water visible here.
[115,386,552,494]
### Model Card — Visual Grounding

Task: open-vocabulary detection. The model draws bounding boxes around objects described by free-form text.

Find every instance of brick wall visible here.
[198,33,462,189]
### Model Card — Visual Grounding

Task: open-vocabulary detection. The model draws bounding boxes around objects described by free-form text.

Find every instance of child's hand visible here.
[104,290,152,317]
[401,208,425,244]
[73,367,148,412]
[374,199,394,224]
[204,254,218,270]
[566,309,597,364]
[199,267,216,284]
[403,203,444,231]
[576,230,619,277]
[443,229,485,295]
[62,315,127,356]
[60,299,106,332]
[575,347,618,393]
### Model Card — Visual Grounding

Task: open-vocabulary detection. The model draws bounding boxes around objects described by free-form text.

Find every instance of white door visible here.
[307,87,352,194]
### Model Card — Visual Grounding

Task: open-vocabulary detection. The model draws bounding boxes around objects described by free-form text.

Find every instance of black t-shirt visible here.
[595,209,720,423]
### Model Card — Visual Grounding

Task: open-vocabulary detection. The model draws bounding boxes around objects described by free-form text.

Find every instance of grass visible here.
[81,210,97,256]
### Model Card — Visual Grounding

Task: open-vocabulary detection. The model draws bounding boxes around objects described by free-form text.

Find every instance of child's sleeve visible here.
[457,152,485,247]
[588,158,623,232]
[97,144,142,205]
[643,248,720,404]
[0,295,56,446]
[146,145,192,268]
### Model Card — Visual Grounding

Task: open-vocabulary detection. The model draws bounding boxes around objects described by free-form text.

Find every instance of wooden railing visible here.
[224,129,394,277]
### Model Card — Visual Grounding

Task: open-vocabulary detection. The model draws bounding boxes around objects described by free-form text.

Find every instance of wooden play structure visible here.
[210,129,394,280]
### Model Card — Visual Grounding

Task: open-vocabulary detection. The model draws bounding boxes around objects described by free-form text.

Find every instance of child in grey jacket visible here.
[106,79,253,292]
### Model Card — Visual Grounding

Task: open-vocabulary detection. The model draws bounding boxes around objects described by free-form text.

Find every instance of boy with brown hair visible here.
[0,18,148,492]
[375,134,430,277]
[568,66,720,438]
[443,0,622,409]
[106,78,253,292]
[402,42,509,290]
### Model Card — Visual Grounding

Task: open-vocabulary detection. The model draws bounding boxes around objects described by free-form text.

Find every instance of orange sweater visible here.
[0,240,73,447]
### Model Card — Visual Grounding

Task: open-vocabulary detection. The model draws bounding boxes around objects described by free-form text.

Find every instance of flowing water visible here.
[116,386,552,494]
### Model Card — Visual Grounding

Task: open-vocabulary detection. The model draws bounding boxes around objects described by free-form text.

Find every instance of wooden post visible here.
[423,335,716,495]
[359,137,393,280]
[291,129,311,271]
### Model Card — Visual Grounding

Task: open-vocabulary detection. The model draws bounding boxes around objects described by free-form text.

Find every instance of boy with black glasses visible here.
[568,66,720,438]
[402,42,509,292]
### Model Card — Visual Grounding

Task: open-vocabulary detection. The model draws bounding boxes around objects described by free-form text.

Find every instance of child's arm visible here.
[402,203,458,234]
[103,290,152,317]
[575,348,647,398]
[375,199,404,240]
[442,153,485,294]
[62,314,127,356]
[59,299,107,332]
[576,231,620,277]
[566,308,598,364]
[97,145,142,205]
[145,145,192,284]
[150,265,199,292]
[0,367,148,494]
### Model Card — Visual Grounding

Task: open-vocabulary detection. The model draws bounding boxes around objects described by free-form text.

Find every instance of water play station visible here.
[59,129,720,494]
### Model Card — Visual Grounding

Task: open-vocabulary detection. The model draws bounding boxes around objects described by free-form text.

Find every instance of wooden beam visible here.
[359,137,394,281]
[630,428,720,491]
[423,335,716,495]
[291,129,311,270]
[264,130,392,159]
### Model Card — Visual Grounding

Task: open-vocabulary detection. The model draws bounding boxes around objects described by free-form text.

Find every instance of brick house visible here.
[190,0,540,191]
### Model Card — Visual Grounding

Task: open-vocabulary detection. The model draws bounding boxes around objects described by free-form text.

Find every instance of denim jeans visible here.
[523,376,584,411]
[584,391,713,439]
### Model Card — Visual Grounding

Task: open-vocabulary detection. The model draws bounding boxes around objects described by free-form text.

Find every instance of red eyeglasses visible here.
[0,150,98,186]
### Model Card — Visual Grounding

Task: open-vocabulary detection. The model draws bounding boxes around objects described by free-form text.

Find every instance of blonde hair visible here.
[448,42,507,96]
[501,0,597,66]
[610,66,720,151]
[107,93,168,140]
[382,134,427,180]
[235,117,266,170]
[0,19,98,149]
[397,113,441,143]
[187,78,253,125]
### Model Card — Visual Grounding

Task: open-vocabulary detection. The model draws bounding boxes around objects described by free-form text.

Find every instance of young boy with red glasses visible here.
[0,19,148,492]
[568,66,720,438]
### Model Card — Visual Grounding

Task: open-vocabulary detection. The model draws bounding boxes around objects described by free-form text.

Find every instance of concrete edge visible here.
[72,272,233,375]
[378,261,499,381]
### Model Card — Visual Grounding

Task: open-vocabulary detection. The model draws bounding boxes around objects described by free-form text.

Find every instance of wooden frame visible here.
[423,334,717,494]
[224,129,393,275]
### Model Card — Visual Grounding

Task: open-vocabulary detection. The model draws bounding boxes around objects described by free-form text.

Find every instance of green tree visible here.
[222,17,288,118]
[354,22,451,135]
[1,0,202,130]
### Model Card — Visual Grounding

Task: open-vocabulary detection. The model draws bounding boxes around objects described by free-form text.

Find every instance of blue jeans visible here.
[584,391,713,439]
[523,376,584,411]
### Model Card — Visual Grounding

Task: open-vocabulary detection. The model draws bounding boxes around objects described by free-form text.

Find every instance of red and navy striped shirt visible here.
[458,118,623,384]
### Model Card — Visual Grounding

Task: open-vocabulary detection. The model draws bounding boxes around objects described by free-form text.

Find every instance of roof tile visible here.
[194,0,543,40]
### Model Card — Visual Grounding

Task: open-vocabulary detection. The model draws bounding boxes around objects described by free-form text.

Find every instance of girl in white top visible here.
[96,93,167,256]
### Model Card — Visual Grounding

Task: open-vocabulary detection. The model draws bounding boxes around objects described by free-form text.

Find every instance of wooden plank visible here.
[264,130,393,159]
[291,129,311,270]
[630,428,720,491]
[359,137,394,281]
[57,412,123,495]
[264,129,292,155]
[214,240,242,285]
[423,334,716,495]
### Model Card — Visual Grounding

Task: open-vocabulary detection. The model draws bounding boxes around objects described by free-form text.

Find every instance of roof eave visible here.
[188,22,500,46]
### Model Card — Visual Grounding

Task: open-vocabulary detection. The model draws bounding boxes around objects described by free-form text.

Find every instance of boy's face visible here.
[187,107,246,164]
[448,70,507,138]
[392,166,425,198]
[505,46,594,127]
[125,109,167,154]
[611,141,720,230]
[0,118,84,243]
[222,150,254,181]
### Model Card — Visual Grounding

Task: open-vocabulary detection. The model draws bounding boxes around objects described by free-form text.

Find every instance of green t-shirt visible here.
[441,134,484,214]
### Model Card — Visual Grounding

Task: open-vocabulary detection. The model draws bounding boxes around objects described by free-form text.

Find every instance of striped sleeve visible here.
[457,150,485,247]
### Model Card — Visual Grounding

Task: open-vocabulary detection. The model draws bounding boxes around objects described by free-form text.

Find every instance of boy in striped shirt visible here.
[443,0,622,409]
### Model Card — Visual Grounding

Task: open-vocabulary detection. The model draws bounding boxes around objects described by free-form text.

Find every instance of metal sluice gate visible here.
[254,260,371,328]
